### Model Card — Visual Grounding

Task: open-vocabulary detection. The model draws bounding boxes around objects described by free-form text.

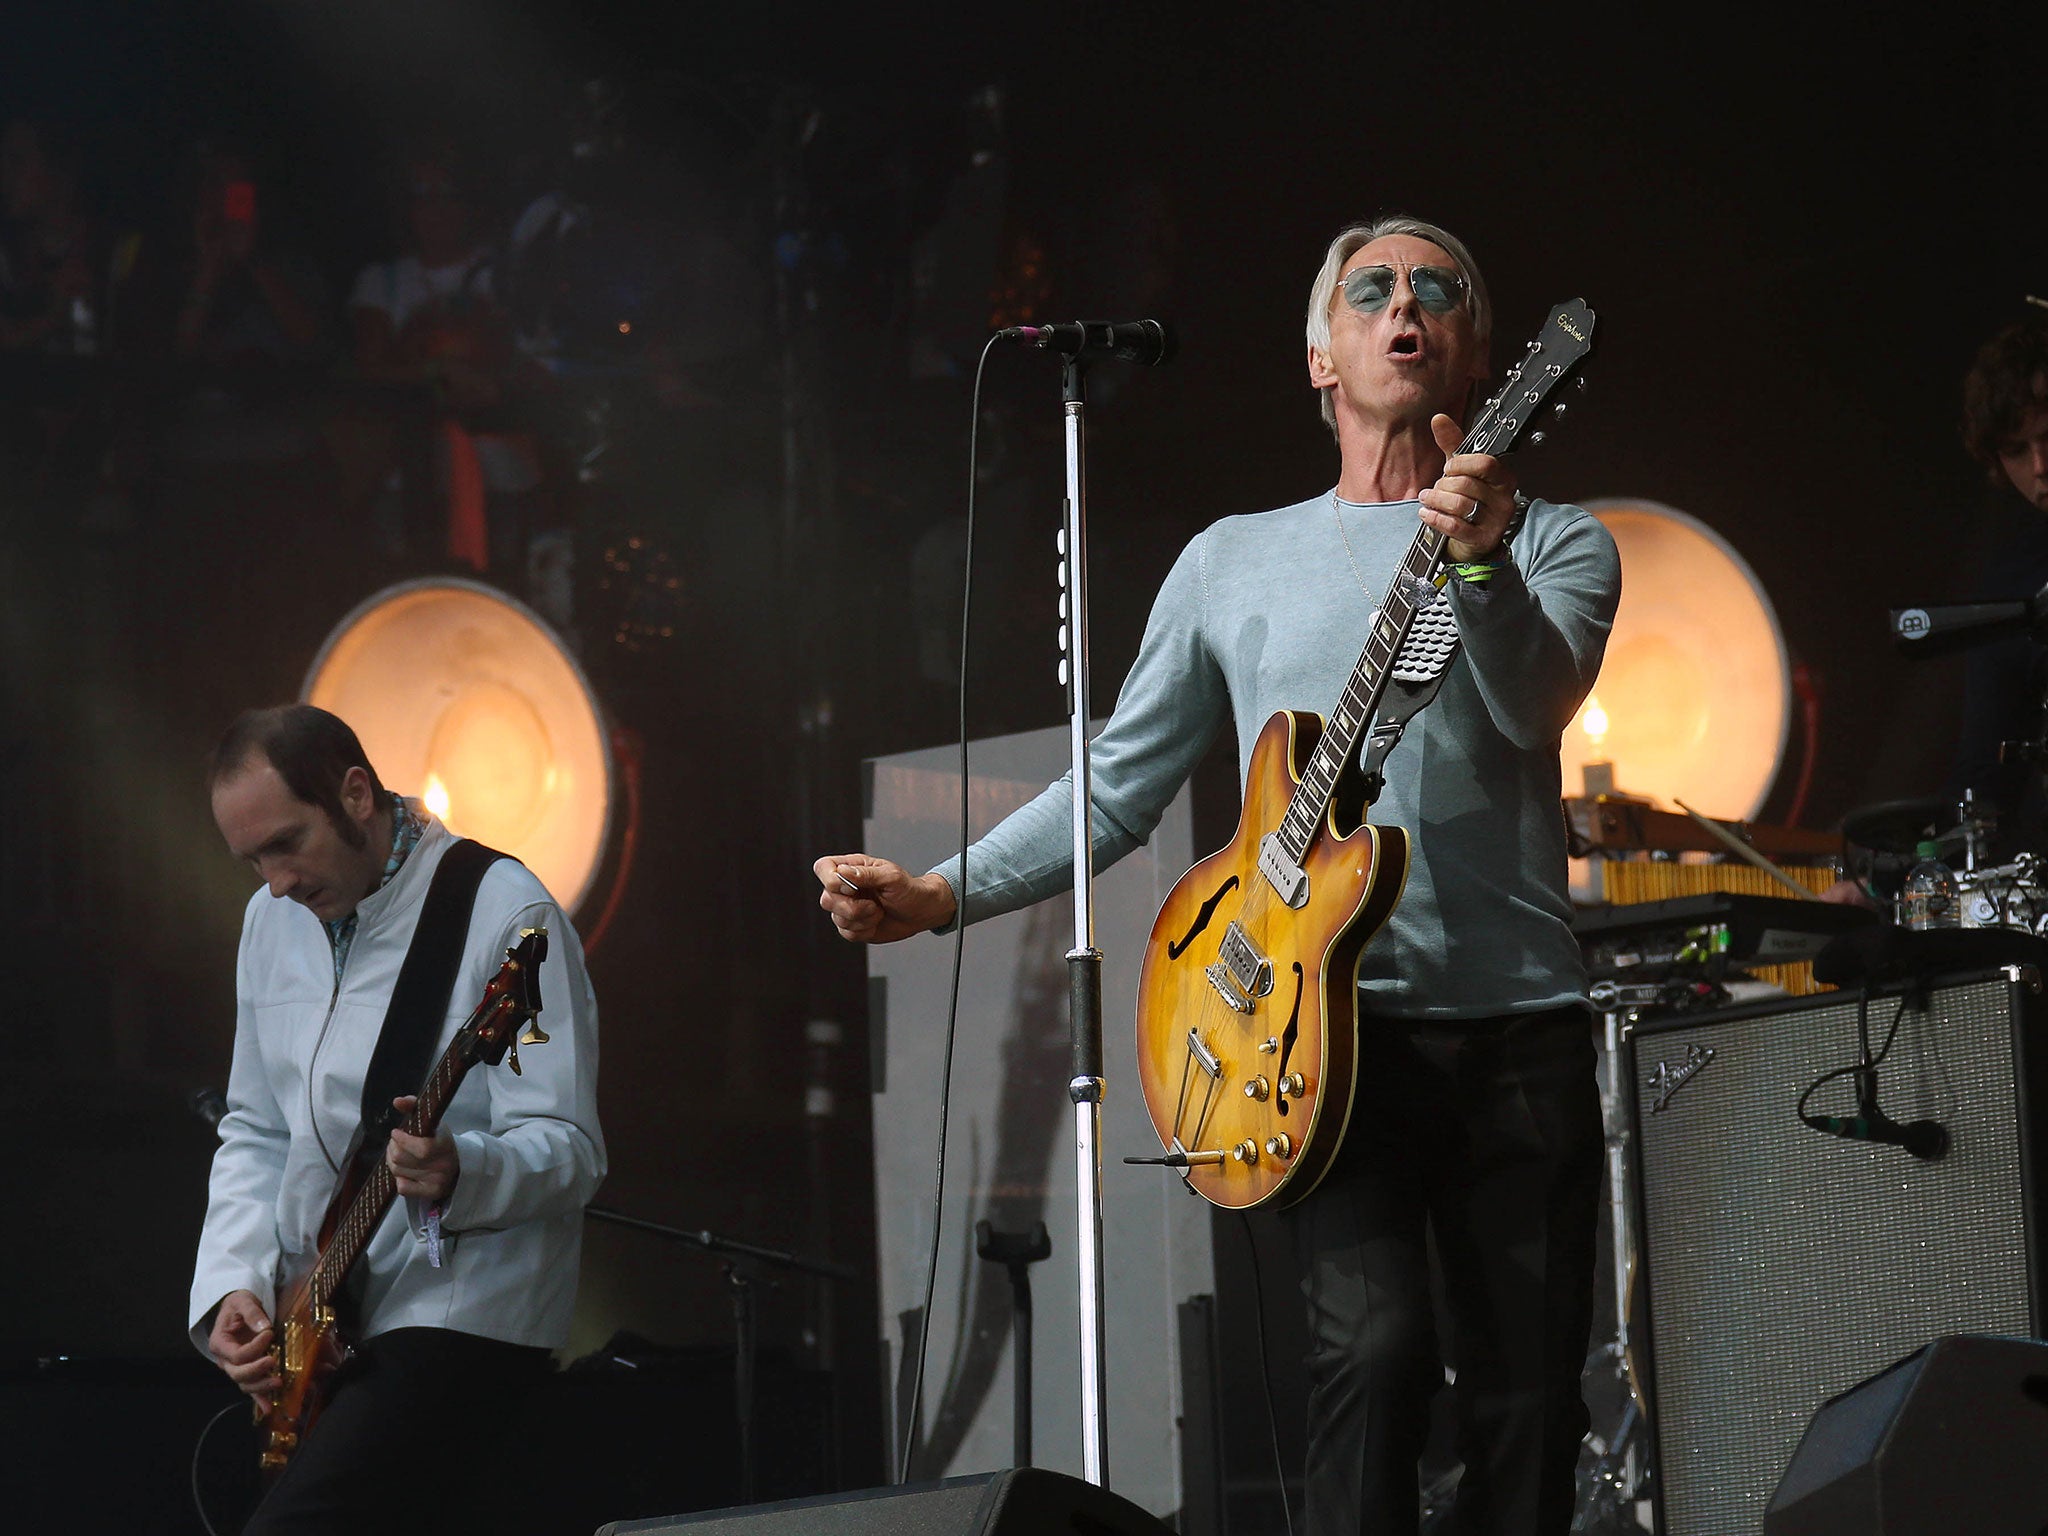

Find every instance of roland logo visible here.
[1556,313,1588,343]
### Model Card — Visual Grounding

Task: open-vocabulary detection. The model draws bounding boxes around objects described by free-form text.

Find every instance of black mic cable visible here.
[1795,994,1950,1159]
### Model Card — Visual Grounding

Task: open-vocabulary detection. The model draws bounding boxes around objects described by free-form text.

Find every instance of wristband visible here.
[1450,553,1510,584]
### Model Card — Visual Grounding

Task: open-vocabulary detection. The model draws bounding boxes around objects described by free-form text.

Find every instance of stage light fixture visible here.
[1565,499,1790,821]
[303,578,613,913]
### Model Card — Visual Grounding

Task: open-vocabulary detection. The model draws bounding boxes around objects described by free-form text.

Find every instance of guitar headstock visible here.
[460,927,551,1074]
[1465,297,1596,458]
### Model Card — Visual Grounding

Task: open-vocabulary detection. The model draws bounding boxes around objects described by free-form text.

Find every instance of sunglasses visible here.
[1339,263,1468,316]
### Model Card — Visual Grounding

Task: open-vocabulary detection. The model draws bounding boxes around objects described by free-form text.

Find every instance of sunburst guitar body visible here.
[1131,296,1597,1209]
[1135,711,1406,1208]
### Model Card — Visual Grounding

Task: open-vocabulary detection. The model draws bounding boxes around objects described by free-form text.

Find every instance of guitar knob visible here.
[1276,1072,1306,1098]
[1264,1133,1293,1159]
[1231,1139,1260,1165]
[1243,1076,1270,1102]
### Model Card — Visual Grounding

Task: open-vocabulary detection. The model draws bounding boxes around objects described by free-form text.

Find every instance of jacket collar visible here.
[351,806,451,932]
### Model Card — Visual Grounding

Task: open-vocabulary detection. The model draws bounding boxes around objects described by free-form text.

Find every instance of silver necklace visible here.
[1332,492,1381,604]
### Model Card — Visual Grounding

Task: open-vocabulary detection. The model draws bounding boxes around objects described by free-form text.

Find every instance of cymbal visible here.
[1840,797,1963,857]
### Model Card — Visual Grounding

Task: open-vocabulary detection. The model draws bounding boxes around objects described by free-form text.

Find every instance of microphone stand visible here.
[583,1205,858,1504]
[1057,355,1111,1486]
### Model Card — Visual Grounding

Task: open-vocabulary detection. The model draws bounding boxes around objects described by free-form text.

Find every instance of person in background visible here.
[1949,311,2048,858]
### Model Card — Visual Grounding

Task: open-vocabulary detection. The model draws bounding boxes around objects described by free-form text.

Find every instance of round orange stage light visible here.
[303,579,612,914]
[1567,500,1790,821]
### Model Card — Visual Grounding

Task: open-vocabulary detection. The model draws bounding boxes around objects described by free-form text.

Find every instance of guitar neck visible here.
[306,1023,478,1307]
[1276,520,1450,860]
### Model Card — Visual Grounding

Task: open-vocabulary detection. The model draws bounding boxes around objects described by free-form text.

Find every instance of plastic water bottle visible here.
[1901,840,1960,931]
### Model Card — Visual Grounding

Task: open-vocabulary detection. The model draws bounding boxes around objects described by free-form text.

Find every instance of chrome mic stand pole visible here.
[1057,354,1110,1486]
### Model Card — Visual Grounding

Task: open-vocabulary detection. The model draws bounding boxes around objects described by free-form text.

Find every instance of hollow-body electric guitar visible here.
[1133,300,1597,1209]
[256,929,551,1479]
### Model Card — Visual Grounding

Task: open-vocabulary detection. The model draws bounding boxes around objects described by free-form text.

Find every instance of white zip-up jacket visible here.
[187,813,605,1354]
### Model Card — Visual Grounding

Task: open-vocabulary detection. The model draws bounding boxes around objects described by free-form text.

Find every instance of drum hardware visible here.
[1846,791,2048,936]
[1954,855,2048,935]
[1573,999,1652,1534]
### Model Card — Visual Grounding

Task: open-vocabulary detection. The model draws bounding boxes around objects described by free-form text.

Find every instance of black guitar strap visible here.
[354,837,512,1157]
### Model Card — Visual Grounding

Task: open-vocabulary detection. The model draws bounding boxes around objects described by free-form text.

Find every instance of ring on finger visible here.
[1462,497,1482,525]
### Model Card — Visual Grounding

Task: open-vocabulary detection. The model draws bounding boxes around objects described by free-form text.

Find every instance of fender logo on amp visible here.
[1648,1044,1716,1112]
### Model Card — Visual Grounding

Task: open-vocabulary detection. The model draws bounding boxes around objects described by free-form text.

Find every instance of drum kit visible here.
[1841,790,2048,934]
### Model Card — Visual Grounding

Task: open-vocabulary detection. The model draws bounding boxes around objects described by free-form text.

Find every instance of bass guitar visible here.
[256,928,551,1478]
[1132,300,1596,1208]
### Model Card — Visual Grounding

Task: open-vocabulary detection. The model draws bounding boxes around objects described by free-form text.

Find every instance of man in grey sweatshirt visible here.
[816,216,1619,1536]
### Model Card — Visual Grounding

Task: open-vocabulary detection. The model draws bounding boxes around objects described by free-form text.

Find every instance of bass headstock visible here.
[460,927,551,1075]
[1465,297,1597,458]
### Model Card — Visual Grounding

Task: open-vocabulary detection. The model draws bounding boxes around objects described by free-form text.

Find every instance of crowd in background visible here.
[0,109,774,647]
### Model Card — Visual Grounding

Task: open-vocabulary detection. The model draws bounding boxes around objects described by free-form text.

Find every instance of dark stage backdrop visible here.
[0,0,2034,1513]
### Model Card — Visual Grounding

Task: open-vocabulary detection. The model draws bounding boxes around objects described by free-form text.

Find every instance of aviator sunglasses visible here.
[1339,262,1468,315]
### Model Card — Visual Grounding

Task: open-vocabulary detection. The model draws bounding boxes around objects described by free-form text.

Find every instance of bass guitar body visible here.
[1135,709,1408,1209]
[256,1170,367,1480]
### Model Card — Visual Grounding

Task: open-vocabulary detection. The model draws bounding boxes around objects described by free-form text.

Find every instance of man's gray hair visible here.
[1306,215,1492,433]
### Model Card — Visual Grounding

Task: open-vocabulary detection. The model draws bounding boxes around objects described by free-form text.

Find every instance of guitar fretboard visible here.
[307,1007,492,1310]
[1275,411,1515,863]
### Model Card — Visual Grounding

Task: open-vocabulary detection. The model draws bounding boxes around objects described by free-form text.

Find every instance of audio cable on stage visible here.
[190,1397,245,1536]
[1239,1211,1297,1536]
[897,332,1003,1486]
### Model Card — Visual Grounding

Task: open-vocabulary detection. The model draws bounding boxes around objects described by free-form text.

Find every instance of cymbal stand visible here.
[1574,990,1658,1533]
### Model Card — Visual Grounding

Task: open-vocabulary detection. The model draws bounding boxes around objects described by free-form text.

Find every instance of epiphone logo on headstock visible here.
[1555,313,1588,343]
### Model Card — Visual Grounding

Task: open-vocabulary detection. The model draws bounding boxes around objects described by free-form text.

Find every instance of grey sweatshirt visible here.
[931,491,1621,1019]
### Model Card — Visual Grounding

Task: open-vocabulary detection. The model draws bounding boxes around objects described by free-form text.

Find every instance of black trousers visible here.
[241,1327,553,1536]
[1287,1004,1603,1536]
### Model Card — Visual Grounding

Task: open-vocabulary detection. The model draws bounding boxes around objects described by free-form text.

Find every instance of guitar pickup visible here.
[1258,834,1309,907]
[1205,963,1254,1014]
[1218,921,1273,1000]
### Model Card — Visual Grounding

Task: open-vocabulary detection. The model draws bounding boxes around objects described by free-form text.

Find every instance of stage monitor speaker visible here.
[595,1466,1176,1535]
[1761,1333,2048,1535]
[1626,968,2048,1536]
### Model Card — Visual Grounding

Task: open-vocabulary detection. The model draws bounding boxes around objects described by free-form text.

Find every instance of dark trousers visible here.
[1287,1004,1603,1536]
[242,1327,553,1536]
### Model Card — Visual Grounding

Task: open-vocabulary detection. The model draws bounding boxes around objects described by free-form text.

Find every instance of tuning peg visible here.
[520,1017,551,1047]
[506,1039,523,1076]
[1574,375,1589,392]
[1528,430,1548,445]
[1551,402,1568,419]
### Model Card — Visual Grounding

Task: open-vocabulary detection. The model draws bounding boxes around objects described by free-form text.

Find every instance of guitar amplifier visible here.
[1625,967,2048,1536]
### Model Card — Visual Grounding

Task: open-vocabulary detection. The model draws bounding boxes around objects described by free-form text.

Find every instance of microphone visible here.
[1805,1108,1950,1160]
[999,320,1176,366]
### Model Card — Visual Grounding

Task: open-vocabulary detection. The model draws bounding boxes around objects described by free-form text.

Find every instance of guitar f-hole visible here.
[1276,964,1304,1116]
